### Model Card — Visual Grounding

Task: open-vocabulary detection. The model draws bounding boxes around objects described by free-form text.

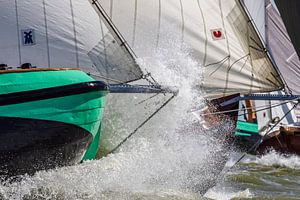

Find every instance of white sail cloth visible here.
[99,0,283,99]
[266,1,300,95]
[0,0,142,83]
[244,0,300,95]
[243,0,266,42]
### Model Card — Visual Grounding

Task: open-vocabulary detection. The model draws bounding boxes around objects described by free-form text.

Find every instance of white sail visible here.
[242,0,300,131]
[266,0,300,95]
[243,0,266,42]
[244,0,300,95]
[275,0,300,61]
[0,0,143,83]
[99,0,283,99]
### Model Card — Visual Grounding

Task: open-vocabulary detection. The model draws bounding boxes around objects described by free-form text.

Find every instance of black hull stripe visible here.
[236,129,259,135]
[0,81,108,106]
[0,116,93,177]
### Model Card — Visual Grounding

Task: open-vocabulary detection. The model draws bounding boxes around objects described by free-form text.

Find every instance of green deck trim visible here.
[0,70,94,95]
[236,120,259,134]
[0,91,107,134]
[235,131,252,137]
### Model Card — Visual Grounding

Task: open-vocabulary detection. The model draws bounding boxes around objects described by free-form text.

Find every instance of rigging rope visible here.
[136,93,160,105]
[108,94,176,154]
[191,98,297,117]
[91,71,161,88]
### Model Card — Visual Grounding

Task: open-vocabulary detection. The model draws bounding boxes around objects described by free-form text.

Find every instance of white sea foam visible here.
[243,150,300,170]
[205,188,253,200]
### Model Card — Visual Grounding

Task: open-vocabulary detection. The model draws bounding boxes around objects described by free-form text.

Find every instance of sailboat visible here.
[229,0,300,154]
[0,0,176,177]
[98,0,299,154]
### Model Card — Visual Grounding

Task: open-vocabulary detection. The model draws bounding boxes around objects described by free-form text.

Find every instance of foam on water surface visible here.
[242,151,300,170]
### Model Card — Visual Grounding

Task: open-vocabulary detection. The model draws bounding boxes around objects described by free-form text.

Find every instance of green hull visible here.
[0,69,107,161]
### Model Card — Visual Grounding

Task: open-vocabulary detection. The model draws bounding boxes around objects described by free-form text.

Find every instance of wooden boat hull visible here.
[0,69,108,177]
[203,95,300,155]
[257,126,300,155]
[201,93,240,130]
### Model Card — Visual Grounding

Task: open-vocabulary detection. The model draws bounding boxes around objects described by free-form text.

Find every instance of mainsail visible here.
[99,0,284,99]
[238,0,299,133]
[0,0,142,83]
[244,0,300,96]
[266,0,300,95]
[275,1,300,61]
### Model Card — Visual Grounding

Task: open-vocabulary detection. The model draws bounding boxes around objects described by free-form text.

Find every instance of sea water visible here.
[206,151,300,199]
[1,39,300,200]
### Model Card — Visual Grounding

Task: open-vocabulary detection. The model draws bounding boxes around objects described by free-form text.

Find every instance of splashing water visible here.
[0,38,234,200]
[205,151,300,199]
[243,150,300,170]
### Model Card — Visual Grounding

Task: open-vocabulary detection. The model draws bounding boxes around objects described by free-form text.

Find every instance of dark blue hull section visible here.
[0,117,92,177]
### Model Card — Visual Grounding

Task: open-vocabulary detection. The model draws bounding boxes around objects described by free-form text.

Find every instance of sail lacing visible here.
[193,98,297,118]
[42,0,50,68]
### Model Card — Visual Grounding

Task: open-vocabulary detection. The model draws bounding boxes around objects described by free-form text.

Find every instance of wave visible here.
[242,150,300,170]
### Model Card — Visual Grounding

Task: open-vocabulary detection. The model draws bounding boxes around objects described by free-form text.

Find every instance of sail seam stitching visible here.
[156,0,162,48]
[132,0,138,48]
[179,0,185,45]
[70,0,79,68]
[219,0,231,96]
[14,0,21,66]
[109,0,113,19]
[43,0,51,68]
[197,0,207,67]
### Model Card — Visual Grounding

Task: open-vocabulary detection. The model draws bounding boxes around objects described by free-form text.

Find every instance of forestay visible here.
[0,0,143,83]
[99,0,283,99]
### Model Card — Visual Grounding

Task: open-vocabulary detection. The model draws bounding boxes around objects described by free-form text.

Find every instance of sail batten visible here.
[0,0,143,84]
[99,0,284,99]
